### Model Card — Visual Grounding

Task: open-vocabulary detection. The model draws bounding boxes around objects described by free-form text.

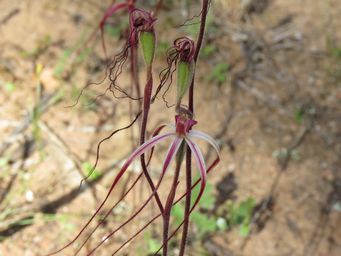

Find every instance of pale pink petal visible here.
[161,137,183,174]
[122,132,175,172]
[184,137,207,210]
[188,130,220,156]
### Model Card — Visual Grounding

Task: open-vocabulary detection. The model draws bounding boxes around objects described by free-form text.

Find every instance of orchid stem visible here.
[140,64,165,214]
[180,1,210,255]
[162,141,185,256]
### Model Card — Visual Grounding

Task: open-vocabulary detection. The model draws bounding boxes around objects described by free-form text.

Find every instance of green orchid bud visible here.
[140,31,155,67]
[176,60,194,105]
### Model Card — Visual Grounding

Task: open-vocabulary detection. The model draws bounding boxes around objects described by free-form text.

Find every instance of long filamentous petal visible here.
[45,132,175,256]
[188,130,220,155]
[123,132,175,170]
[161,136,183,174]
[184,137,207,210]
[87,135,182,255]
[112,132,221,256]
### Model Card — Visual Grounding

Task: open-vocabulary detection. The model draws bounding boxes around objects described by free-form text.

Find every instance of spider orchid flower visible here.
[45,114,219,256]
[85,114,219,255]
[90,114,219,234]
[122,114,220,208]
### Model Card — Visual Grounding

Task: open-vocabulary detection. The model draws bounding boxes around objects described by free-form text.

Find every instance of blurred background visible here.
[0,0,340,255]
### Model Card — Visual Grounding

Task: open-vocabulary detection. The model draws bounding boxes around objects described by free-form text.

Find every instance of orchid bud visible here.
[176,60,194,105]
[172,37,196,106]
[140,31,155,67]
[129,9,156,66]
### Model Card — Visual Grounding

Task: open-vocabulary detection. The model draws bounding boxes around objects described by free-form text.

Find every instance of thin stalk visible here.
[140,65,164,213]
[162,142,185,256]
[74,173,143,255]
[111,157,220,256]
[180,1,210,255]
[179,146,192,255]
[154,0,163,16]
[87,167,167,256]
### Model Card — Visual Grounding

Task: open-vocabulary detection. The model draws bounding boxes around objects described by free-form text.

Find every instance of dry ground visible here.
[0,0,340,255]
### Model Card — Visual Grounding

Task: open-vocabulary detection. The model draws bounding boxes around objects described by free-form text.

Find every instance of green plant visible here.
[294,107,304,124]
[208,62,229,85]
[20,34,52,59]
[70,84,97,110]
[272,148,300,162]
[82,162,101,181]
[171,182,226,238]
[0,157,10,170]
[32,64,44,153]
[172,185,255,239]
[201,44,216,59]
[54,47,90,78]
[227,197,255,237]
[105,19,129,38]
[1,81,16,93]
[182,11,215,38]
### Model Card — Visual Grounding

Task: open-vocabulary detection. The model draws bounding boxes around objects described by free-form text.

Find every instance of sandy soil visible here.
[0,0,340,256]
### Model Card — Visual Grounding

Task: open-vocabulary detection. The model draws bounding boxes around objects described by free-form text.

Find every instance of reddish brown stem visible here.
[180,1,210,255]
[154,0,163,16]
[140,65,165,214]
[162,142,185,255]
[110,157,219,256]
[155,157,220,256]
[179,146,192,255]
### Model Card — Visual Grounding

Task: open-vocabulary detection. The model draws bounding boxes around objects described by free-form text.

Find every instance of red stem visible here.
[109,157,219,256]
[140,65,165,214]
[162,143,184,255]
[155,158,220,256]
[180,1,210,255]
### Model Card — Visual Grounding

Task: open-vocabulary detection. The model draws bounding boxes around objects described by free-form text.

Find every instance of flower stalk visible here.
[162,141,185,255]
[180,1,210,255]
[130,9,166,213]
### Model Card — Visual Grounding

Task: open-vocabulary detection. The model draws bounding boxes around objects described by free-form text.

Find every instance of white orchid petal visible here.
[185,137,207,210]
[123,132,175,171]
[188,130,220,156]
[162,137,183,174]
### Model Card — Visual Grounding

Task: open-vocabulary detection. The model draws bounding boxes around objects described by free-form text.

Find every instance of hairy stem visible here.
[180,1,210,255]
